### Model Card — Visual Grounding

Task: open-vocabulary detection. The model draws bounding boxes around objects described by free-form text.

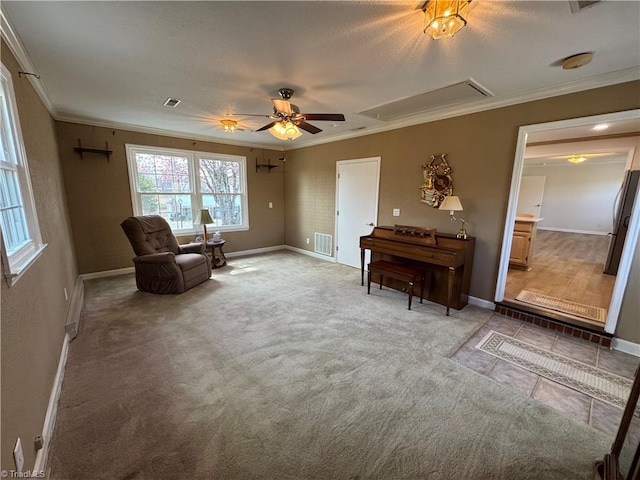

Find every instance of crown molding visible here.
[288,66,640,150]
[0,6,56,114]
[55,114,281,151]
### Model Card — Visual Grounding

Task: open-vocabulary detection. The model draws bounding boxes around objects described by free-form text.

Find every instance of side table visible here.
[206,239,227,269]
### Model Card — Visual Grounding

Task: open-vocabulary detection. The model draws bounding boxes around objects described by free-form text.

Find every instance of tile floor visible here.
[452,314,640,444]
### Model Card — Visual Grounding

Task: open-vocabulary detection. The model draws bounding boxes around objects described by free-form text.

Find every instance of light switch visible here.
[393,208,400,217]
[268,202,273,209]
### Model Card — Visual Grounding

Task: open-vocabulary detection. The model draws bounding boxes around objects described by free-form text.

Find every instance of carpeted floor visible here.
[48,251,612,479]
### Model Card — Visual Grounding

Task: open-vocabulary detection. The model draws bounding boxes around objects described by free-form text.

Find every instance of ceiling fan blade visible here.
[296,121,322,134]
[229,113,273,118]
[272,99,292,115]
[256,121,278,132]
[300,113,345,122]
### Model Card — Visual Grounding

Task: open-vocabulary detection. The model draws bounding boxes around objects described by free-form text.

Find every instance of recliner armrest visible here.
[179,243,206,254]
[133,252,176,264]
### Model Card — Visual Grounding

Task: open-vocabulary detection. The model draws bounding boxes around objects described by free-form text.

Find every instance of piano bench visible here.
[367,260,425,310]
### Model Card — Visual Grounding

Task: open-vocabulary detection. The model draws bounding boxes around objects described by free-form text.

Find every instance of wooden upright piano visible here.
[360,226,475,314]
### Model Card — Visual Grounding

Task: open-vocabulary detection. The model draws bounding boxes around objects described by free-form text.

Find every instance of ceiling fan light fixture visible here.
[568,155,587,164]
[220,119,237,133]
[269,121,302,140]
[423,0,470,39]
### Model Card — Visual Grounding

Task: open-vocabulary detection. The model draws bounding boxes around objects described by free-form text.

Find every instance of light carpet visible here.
[48,251,613,479]
[515,290,607,323]
[476,330,632,410]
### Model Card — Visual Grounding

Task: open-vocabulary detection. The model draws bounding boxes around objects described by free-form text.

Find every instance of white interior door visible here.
[335,158,380,268]
[517,176,546,217]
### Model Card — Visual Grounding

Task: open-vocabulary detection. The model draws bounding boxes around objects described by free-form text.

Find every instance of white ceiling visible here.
[2,1,640,149]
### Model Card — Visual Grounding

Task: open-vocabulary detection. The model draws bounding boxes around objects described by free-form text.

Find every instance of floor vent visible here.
[314,233,333,256]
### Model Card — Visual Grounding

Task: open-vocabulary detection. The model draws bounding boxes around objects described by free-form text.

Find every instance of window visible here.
[126,145,248,234]
[0,64,46,286]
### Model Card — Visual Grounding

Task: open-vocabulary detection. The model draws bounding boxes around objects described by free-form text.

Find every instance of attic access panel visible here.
[357,79,493,122]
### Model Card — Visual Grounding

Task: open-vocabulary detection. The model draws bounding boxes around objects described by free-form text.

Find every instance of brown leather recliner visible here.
[120,215,212,294]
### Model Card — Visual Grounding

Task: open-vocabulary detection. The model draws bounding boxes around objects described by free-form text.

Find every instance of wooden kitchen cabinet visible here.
[509,217,539,270]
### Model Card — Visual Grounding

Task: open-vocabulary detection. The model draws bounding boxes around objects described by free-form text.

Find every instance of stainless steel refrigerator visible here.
[604,169,640,275]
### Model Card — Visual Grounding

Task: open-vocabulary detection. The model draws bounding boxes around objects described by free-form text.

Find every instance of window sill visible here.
[4,243,48,287]
[175,226,250,236]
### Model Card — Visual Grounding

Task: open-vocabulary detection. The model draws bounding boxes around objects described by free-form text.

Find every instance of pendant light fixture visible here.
[568,155,587,164]
[423,0,471,39]
[220,119,238,133]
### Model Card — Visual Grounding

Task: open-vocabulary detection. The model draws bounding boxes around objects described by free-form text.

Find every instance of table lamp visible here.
[439,195,468,239]
[194,209,214,241]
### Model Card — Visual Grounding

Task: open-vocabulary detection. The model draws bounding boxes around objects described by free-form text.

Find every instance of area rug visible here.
[476,330,633,411]
[515,290,607,323]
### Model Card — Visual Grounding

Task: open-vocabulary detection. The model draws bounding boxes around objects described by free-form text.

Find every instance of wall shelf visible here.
[73,140,112,161]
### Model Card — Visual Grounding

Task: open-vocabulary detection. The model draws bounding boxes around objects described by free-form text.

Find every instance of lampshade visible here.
[423,0,470,40]
[194,209,214,225]
[439,195,463,212]
[269,120,303,140]
[568,155,586,164]
[438,195,468,239]
[220,119,237,133]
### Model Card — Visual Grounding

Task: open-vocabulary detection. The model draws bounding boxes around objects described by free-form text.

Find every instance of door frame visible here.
[494,109,640,335]
[334,157,381,267]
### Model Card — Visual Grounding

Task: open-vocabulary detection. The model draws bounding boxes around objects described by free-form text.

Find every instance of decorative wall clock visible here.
[420,154,453,208]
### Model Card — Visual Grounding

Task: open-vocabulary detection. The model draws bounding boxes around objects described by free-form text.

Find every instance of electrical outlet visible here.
[268,202,273,209]
[64,287,68,301]
[393,208,400,217]
[14,437,24,472]
[306,238,310,244]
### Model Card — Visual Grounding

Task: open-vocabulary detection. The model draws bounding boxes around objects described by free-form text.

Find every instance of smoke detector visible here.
[562,52,594,70]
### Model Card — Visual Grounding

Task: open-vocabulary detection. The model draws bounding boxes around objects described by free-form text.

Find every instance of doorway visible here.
[335,157,380,269]
[495,110,640,335]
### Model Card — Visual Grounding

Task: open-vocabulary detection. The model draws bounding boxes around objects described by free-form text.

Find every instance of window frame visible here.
[0,63,46,286]
[125,144,249,235]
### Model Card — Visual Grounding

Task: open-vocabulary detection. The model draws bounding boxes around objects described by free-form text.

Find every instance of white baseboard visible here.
[32,332,71,474]
[79,266,134,280]
[79,246,289,279]
[225,245,285,258]
[285,245,336,262]
[468,296,495,310]
[611,338,640,357]
[33,275,85,472]
[537,227,609,236]
[64,277,84,339]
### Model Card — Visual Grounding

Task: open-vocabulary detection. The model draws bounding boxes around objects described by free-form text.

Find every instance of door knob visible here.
[366,222,374,226]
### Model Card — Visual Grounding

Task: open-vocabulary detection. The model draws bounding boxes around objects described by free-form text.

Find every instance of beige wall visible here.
[284,81,640,342]
[55,123,285,274]
[1,42,78,470]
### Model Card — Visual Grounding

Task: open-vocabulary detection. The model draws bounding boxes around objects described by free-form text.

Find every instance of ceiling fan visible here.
[232,88,345,138]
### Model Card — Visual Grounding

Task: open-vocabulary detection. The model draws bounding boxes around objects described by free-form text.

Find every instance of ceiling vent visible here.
[357,79,493,122]
[163,97,181,107]
[569,1,600,13]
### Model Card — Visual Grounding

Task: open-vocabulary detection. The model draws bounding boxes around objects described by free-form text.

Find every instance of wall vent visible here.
[357,79,493,122]
[163,97,181,107]
[569,1,600,13]
[314,233,333,256]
